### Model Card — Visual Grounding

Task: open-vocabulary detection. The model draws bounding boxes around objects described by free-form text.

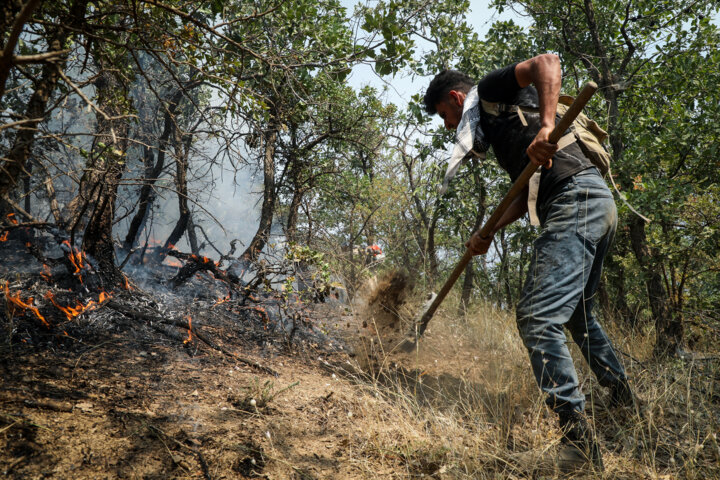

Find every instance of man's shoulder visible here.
[477,63,538,107]
[477,63,519,101]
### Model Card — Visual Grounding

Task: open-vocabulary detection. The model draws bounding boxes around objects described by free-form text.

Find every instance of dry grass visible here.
[342,287,720,479]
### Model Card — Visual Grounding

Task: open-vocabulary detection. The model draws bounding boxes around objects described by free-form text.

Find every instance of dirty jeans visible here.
[516,168,627,415]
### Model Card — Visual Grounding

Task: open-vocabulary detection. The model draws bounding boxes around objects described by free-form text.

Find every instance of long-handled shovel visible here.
[397,82,598,353]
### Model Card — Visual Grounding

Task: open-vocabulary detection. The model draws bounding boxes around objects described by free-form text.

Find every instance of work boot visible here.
[557,410,604,474]
[609,380,646,418]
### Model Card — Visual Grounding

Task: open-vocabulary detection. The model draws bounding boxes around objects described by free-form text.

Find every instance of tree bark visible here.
[459,173,487,315]
[0,0,89,207]
[285,146,304,244]
[81,65,128,288]
[242,122,278,261]
[628,216,683,356]
[0,0,42,101]
[162,128,192,252]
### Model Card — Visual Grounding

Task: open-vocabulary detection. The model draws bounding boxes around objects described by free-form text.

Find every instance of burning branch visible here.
[44,291,111,322]
[167,250,241,288]
[3,282,51,328]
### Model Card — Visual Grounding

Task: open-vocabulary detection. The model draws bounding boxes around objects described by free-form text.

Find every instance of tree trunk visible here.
[498,230,513,308]
[0,0,42,100]
[0,0,89,208]
[186,215,199,255]
[242,123,278,261]
[628,217,683,356]
[459,174,487,315]
[425,212,439,281]
[81,66,128,288]
[23,161,31,213]
[285,147,304,244]
[286,187,303,244]
[162,129,192,252]
[124,87,189,250]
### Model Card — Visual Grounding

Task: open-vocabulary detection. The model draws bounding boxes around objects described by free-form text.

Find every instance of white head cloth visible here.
[439,85,486,194]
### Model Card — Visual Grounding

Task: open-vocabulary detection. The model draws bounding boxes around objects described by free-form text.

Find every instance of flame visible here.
[121,274,132,290]
[164,257,183,268]
[7,213,18,225]
[61,240,88,283]
[41,264,51,282]
[190,254,218,266]
[4,283,51,328]
[212,294,231,308]
[0,231,8,242]
[62,240,85,273]
[44,291,111,322]
[183,315,193,344]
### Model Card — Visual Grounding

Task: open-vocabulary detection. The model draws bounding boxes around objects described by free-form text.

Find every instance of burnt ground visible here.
[0,284,394,479]
[0,233,520,480]
[0,232,384,480]
[2,232,486,480]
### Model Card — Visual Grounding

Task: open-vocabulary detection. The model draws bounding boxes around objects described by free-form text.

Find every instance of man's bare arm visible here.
[514,54,561,167]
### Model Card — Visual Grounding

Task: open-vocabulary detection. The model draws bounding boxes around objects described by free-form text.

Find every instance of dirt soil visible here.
[1,295,382,479]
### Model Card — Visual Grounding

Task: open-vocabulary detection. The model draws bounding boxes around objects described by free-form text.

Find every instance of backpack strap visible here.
[481,100,576,151]
[480,99,577,227]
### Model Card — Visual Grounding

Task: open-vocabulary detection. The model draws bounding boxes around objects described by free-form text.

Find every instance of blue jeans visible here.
[516,168,626,415]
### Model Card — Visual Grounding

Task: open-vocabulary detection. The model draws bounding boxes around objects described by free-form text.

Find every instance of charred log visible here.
[167,250,242,288]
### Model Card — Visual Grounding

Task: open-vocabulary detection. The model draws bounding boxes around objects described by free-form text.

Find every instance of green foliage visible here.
[3,0,719,351]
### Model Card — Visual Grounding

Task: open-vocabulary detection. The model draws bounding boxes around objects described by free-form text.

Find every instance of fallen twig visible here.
[147,424,212,480]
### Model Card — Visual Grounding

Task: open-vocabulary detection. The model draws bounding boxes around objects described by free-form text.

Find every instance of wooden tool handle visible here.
[413,82,598,339]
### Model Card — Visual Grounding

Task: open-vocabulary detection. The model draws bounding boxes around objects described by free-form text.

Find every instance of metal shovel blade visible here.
[396,292,437,353]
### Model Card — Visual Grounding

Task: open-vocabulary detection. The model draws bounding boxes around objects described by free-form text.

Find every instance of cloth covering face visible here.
[439,85,489,194]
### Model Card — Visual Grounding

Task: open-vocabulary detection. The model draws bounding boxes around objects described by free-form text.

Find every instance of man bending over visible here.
[424,54,638,472]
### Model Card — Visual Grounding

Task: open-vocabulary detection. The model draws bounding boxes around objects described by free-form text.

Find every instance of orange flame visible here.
[0,231,8,242]
[190,254,219,266]
[121,274,132,290]
[40,264,51,282]
[212,294,231,308]
[61,240,88,283]
[164,257,183,268]
[7,213,18,225]
[4,283,50,328]
[44,291,111,322]
[183,316,193,344]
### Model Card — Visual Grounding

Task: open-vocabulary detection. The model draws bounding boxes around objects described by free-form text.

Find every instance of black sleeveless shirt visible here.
[476,64,594,205]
